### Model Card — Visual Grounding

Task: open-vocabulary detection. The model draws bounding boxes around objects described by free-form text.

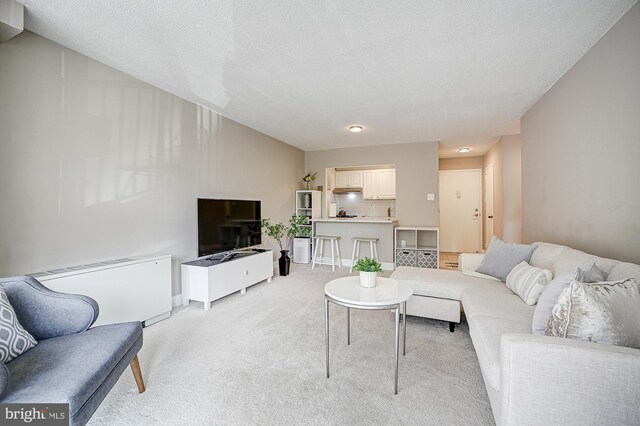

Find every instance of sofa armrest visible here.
[0,276,99,340]
[499,334,640,426]
[458,253,485,272]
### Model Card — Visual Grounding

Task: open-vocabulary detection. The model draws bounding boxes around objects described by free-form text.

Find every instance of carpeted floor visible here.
[89,264,494,425]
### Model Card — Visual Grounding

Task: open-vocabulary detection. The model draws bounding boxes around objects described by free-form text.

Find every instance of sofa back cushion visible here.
[529,242,569,272]
[551,248,618,278]
[608,262,640,283]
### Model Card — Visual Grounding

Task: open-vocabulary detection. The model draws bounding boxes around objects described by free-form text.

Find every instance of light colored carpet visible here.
[89,264,494,425]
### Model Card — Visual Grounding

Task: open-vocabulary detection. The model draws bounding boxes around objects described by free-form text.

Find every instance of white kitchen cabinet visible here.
[362,169,396,199]
[376,169,396,199]
[363,171,376,199]
[335,171,363,188]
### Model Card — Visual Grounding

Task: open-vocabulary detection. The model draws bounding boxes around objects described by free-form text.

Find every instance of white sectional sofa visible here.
[390,242,640,425]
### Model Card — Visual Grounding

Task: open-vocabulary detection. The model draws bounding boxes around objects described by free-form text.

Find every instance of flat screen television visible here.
[197,199,262,257]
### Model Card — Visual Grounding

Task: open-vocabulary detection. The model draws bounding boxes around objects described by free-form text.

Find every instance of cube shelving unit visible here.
[394,227,439,269]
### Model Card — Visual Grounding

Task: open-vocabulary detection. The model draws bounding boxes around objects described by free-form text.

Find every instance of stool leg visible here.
[355,241,361,267]
[350,240,357,273]
[373,241,378,261]
[370,241,374,260]
[330,239,335,272]
[335,239,342,268]
[312,238,319,269]
[319,239,325,266]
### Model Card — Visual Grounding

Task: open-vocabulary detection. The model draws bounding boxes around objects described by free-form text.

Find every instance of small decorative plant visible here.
[302,171,317,190]
[353,257,382,288]
[261,214,311,251]
[353,257,383,273]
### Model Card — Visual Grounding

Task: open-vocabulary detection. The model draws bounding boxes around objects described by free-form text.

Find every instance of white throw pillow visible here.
[546,279,640,349]
[505,261,552,305]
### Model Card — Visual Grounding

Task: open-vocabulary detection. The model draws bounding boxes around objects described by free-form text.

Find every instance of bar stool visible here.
[312,235,342,272]
[350,237,379,273]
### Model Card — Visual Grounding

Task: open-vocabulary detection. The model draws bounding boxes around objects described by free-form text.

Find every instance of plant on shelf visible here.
[353,257,382,288]
[261,214,310,276]
[302,171,317,190]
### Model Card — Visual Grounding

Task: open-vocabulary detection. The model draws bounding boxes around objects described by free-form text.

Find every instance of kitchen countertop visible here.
[313,217,398,224]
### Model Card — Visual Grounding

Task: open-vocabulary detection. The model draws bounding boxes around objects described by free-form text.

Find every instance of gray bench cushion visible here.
[391,267,510,300]
[2,322,142,424]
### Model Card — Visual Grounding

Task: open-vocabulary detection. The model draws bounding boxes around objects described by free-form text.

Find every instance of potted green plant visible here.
[261,214,310,275]
[353,257,382,287]
[302,171,317,190]
[290,214,312,264]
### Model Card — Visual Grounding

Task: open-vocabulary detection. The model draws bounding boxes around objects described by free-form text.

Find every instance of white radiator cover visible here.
[33,254,172,327]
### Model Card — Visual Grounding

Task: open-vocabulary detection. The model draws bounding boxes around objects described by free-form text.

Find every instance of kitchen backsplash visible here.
[334,194,396,217]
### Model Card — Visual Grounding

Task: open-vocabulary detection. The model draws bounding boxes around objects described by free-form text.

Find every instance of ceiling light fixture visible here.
[349,125,363,133]
[457,147,471,153]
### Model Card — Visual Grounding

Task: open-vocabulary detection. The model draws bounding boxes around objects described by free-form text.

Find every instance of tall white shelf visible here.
[394,227,439,269]
[295,190,322,263]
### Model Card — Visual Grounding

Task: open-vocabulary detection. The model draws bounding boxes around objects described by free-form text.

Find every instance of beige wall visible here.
[439,156,484,171]
[502,135,522,243]
[305,142,439,226]
[482,135,522,246]
[521,3,640,264]
[0,31,305,294]
[484,140,504,246]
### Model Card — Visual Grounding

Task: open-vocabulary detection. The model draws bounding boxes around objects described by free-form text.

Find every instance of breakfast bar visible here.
[313,218,398,269]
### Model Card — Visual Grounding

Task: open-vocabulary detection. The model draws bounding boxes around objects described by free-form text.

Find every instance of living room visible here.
[0,1,638,425]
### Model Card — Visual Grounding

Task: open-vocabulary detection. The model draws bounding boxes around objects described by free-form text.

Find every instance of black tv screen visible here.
[197,199,262,257]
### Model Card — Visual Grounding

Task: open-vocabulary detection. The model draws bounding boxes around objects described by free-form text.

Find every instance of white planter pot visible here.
[359,271,377,288]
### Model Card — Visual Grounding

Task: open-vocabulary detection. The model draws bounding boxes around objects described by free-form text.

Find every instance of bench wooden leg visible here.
[130,355,145,393]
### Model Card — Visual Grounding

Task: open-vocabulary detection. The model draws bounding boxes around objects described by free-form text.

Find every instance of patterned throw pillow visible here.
[0,287,37,363]
[505,261,552,305]
[546,279,640,349]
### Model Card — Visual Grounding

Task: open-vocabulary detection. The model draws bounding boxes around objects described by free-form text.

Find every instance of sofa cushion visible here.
[476,236,538,282]
[576,263,608,282]
[551,248,618,278]
[531,272,576,335]
[391,267,510,300]
[546,279,640,349]
[529,242,569,272]
[0,287,37,363]
[468,315,532,391]
[608,262,640,283]
[462,288,535,323]
[505,261,552,305]
[1,322,142,420]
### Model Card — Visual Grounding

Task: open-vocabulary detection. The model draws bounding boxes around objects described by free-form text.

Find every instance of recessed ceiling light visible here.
[349,125,363,133]
[457,147,471,153]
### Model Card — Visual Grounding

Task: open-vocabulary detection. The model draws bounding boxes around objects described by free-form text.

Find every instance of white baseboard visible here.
[171,294,183,308]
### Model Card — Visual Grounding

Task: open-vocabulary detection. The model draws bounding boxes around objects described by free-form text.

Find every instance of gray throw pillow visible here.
[576,263,607,283]
[0,287,37,363]
[546,279,640,348]
[476,236,538,282]
[531,272,576,335]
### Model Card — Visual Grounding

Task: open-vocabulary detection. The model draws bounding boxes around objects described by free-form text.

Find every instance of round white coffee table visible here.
[324,276,413,394]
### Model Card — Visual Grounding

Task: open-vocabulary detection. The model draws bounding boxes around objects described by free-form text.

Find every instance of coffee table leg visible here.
[325,298,330,378]
[403,301,407,356]
[347,307,351,345]
[394,306,399,394]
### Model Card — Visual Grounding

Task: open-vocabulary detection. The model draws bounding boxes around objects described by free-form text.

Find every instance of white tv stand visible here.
[181,249,273,310]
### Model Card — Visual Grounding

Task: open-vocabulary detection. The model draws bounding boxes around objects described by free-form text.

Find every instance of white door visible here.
[362,171,375,199]
[375,169,396,199]
[485,164,494,250]
[439,169,482,253]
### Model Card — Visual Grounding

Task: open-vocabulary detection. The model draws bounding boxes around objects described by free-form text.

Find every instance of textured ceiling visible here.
[20,1,636,154]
